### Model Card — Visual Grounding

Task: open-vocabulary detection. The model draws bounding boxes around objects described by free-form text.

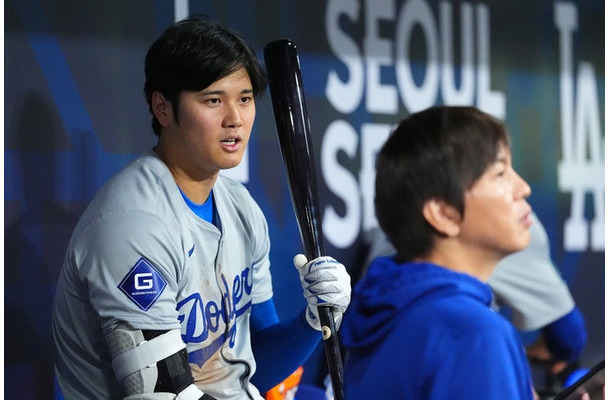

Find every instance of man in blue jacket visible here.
[341,106,536,400]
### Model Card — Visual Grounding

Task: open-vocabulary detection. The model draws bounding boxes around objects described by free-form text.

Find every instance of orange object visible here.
[265,366,304,400]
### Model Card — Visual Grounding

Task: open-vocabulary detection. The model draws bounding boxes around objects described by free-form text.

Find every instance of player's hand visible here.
[293,254,351,331]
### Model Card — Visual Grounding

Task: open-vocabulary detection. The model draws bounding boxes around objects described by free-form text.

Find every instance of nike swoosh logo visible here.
[188,244,195,257]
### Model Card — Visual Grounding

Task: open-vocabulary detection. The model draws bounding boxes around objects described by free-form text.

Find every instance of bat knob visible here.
[321,325,332,340]
[293,254,308,268]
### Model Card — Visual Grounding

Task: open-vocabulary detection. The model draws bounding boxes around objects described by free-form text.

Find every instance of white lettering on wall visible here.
[360,123,393,230]
[326,0,364,114]
[365,0,399,114]
[555,2,604,251]
[323,0,505,248]
[440,2,475,105]
[321,120,361,247]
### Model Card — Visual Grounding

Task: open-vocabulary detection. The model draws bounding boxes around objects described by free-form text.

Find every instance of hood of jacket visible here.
[341,256,493,350]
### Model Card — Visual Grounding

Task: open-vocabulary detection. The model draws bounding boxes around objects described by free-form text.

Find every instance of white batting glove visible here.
[294,254,351,331]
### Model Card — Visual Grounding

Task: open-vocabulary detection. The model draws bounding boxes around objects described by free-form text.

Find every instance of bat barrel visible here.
[264,39,345,400]
[264,39,325,260]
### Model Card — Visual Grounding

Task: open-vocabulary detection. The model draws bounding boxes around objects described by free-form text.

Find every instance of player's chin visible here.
[509,229,532,253]
[220,154,245,170]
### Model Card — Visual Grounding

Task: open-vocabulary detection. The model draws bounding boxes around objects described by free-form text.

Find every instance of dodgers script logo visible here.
[177,265,253,367]
[118,257,168,311]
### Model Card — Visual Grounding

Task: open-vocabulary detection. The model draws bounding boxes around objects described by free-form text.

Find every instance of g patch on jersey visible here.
[118,257,167,311]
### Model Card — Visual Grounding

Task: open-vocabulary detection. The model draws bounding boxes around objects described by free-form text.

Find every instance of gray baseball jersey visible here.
[362,213,574,332]
[52,152,273,399]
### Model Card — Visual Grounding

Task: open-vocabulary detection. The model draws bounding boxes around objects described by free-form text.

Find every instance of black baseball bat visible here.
[264,39,344,400]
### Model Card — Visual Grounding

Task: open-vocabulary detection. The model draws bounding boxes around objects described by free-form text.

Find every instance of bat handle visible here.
[318,306,344,400]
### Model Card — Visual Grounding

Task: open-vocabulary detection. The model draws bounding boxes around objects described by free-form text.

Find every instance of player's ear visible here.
[151,91,172,127]
[422,198,461,237]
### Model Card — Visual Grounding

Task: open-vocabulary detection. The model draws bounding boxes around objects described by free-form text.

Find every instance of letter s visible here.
[325,0,364,113]
[322,120,361,248]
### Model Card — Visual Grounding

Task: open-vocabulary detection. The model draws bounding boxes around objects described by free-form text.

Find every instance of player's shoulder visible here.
[107,153,169,193]
[215,174,267,228]
[75,154,176,228]
[216,173,248,192]
[215,174,258,206]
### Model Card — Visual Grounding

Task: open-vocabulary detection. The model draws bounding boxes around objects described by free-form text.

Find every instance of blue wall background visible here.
[4,0,604,398]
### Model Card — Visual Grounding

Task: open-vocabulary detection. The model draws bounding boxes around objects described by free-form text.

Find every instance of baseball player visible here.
[52,15,350,400]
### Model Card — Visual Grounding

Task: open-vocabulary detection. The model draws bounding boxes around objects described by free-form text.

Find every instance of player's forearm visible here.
[250,308,320,391]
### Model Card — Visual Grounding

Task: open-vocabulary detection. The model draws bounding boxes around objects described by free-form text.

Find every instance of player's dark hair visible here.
[144,14,267,136]
[375,106,510,262]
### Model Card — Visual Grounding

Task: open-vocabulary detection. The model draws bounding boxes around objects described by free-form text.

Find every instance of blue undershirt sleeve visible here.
[249,298,321,392]
[543,307,587,362]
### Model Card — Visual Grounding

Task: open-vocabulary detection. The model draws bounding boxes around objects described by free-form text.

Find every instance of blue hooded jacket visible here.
[341,257,534,400]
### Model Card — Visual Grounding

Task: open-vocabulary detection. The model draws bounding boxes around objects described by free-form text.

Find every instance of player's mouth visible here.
[520,208,534,228]
[220,137,241,152]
